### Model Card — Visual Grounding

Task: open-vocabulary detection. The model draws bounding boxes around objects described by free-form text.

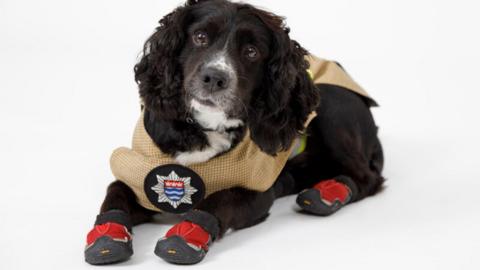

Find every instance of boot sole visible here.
[84,236,133,265]
[154,235,206,265]
[296,189,343,216]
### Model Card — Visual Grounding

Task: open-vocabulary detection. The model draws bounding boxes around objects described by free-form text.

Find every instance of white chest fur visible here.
[189,100,243,131]
[175,131,233,165]
[174,100,243,165]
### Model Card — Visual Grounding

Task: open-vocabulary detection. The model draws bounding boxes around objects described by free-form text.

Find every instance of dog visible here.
[85,0,384,265]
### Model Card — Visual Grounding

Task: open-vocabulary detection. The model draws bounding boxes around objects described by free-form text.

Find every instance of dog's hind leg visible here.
[287,86,385,215]
[84,181,155,265]
[294,132,385,216]
[154,187,275,265]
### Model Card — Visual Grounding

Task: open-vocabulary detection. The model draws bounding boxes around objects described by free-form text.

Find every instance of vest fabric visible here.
[306,55,377,106]
[110,55,375,213]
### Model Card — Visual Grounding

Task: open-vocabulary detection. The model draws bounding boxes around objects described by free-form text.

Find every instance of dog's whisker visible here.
[183,90,195,118]
[236,75,251,83]
[230,95,251,119]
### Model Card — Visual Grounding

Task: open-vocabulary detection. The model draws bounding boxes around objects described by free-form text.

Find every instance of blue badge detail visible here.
[164,179,185,202]
[144,165,205,213]
[151,170,198,208]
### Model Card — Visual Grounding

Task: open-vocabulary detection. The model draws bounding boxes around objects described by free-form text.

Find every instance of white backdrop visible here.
[1,0,479,269]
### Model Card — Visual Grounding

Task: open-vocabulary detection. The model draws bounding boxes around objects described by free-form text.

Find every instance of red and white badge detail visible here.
[144,164,205,213]
[151,170,198,209]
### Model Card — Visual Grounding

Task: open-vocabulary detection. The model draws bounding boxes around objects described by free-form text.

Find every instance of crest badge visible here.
[144,165,205,213]
[151,170,197,209]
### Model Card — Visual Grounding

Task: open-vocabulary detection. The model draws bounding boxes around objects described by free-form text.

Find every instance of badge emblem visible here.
[151,170,198,209]
[144,164,205,213]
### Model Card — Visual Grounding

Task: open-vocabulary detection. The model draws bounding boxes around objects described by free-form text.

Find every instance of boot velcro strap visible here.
[183,210,220,240]
[95,209,132,232]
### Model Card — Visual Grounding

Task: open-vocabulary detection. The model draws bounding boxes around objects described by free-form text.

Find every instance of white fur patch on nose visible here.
[205,52,235,77]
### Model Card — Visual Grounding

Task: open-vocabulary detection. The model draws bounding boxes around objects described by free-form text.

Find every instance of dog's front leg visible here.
[84,181,155,265]
[154,187,276,264]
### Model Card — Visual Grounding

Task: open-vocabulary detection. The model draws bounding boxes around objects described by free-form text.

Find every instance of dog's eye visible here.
[244,46,259,61]
[193,31,209,47]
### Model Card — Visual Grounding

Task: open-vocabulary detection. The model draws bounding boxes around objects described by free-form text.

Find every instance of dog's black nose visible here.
[200,67,229,92]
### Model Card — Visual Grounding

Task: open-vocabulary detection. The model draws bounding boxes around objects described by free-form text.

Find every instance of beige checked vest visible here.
[110,55,374,213]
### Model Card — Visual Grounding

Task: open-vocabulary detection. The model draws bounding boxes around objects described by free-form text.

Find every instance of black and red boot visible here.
[155,210,219,265]
[84,210,133,265]
[296,176,358,216]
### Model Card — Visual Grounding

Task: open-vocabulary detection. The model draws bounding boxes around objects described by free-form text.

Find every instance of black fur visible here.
[134,0,319,155]
[134,5,190,121]
[246,9,319,154]
[94,0,384,263]
[278,85,385,201]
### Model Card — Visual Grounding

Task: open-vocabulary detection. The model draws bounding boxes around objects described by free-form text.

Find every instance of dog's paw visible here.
[155,235,207,265]
[296,177,356,216]
[84,223,133,265]
[154,221,212,265]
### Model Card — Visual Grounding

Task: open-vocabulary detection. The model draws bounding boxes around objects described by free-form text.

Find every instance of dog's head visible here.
[135,0,319,155]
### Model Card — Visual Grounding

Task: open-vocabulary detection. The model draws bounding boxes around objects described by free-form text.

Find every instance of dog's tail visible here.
[367,133,385,196]
[370,132,384,175]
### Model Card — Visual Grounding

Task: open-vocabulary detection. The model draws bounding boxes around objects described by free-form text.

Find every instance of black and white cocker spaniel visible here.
[85,0,384,265]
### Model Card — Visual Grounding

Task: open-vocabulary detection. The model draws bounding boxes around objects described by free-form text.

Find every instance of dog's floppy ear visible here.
[248,10,320,155]
[134,5,192,120]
